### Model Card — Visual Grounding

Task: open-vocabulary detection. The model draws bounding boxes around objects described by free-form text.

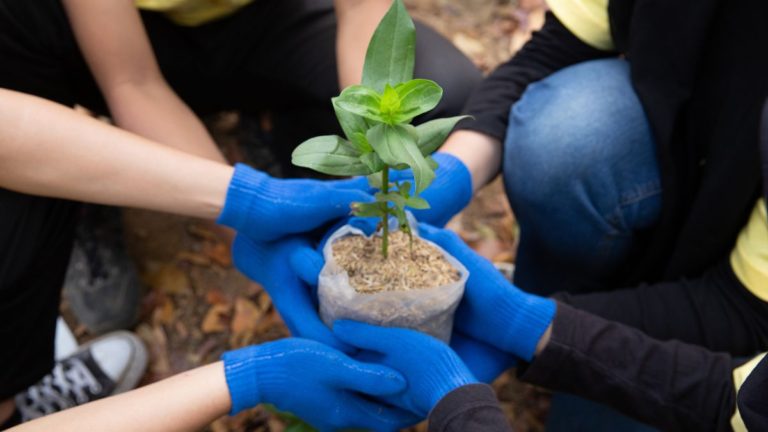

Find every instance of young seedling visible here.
[292,0,467,258]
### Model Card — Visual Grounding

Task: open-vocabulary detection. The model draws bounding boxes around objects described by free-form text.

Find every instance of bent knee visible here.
[504,59,654,197]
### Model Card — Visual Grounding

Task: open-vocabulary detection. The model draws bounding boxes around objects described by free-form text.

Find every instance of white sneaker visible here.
[14,331,147,421]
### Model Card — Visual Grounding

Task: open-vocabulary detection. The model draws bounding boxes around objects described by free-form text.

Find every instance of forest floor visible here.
[62,0,552,430]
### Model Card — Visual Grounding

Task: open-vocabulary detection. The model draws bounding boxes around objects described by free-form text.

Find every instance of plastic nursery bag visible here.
[318,218,469,343]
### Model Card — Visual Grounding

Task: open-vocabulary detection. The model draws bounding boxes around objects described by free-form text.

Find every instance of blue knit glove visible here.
[334,320,478,417]
[222,338,419,431]
[218,163,372,242]
[450,332,517,383]
[232,234,349,351]
[389,152,472,227]
[419,224,556,361]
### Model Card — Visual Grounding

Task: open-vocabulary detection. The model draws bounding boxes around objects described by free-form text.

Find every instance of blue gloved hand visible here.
[218,163,372,242]
[232,234,349,351]
[389,152,472,227]
[222,338,419,431]
[419,224,556,361]
[450,332,517,383]
[334,320,478,417]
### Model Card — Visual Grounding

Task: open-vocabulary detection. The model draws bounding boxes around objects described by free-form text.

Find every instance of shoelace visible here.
[15,355,103,421]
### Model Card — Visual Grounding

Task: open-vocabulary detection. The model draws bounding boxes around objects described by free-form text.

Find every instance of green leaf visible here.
[426,155,439,170]
[396,181,412,197]
[360,152,386,173]
[352,201,387,218]
[415,115,471,156]
[379,84,402,122]
[335,85,386,123]
[285,422,317,432]
[361,0,415,92]
[367,173,384,189]
[367,124,436,193]
[394,206,409,230]
[351,131,373,153]
[291,135,372,176]
[405,195,430,209]
[332,97,371,147]
[376,192,406,210]
[392,79,443,123]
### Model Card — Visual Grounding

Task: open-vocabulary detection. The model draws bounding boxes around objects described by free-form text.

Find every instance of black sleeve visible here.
[738,354,768,431]
[554,260,768,357]
[427,383,512,432]
[457,12,615,141]
[519,303,737,431]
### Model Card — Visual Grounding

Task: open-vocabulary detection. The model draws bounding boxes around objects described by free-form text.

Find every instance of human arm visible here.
[11,338,417,432]
[0,89,371,240]
[519,302,739,431]
[334,0,392,88]
[0,88,231,219]
[390,13,616,226]
[11,362,231,432]
[554,260,768,356]
[442,12,615,191]
[61,0,225,162]
[555,198,768,356]
[420,224,747,430]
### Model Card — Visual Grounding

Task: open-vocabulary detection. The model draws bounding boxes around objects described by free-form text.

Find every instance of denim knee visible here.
[503,59,660,233]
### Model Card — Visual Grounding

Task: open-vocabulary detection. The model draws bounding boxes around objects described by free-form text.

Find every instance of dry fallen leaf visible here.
[452,32,486,58]
[201,304,231,334]
[470,238,506,261]
[147,264,191,296]
[152,299,176,326]
[136,323,171,378]
[206,288,229,305]
[231,297,263,336]
[204,241,232,267]
[176,250,212,267]
[187,223,219,242]
[493,250,516,264]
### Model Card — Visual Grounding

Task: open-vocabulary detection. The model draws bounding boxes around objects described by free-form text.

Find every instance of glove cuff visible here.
[497,290,556,361]
[433,152,472,208]
[216,163,269,232]
[221,346,263,415]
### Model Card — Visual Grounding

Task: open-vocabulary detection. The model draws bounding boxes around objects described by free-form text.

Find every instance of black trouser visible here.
[0,0,482,397]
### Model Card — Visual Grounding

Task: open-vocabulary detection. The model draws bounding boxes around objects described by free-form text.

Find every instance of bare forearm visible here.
[334,0,392,87]
[439,130,502,192]
[11,362,231,432]
[62,0,226,163]
[105,81,227,163]
[0,89,232,219]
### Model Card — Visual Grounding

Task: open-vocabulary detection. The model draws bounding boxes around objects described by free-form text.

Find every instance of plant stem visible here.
[381,168,390,258]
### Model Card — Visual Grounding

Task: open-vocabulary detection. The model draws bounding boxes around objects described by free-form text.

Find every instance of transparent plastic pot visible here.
[318,217,468,342]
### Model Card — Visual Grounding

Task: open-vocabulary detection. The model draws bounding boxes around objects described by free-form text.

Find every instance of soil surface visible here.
[332,231,461,293]
[61,0,553,431]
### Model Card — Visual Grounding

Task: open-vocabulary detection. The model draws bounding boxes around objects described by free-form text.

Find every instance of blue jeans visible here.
[504,59,661,431]
[504,58,662,296]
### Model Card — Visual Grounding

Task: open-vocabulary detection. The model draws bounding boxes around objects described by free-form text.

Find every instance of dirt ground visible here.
[64,1,552,430]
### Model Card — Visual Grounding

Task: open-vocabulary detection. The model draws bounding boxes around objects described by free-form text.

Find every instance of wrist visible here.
[216,163,269,232]
[438,130,501,192]
[495,288,556,361]
[433,152,472,205]
[221,345,265,415]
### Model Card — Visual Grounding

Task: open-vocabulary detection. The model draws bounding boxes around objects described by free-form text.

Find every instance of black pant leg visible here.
[0,0,95,396]
[0,191,78,398]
